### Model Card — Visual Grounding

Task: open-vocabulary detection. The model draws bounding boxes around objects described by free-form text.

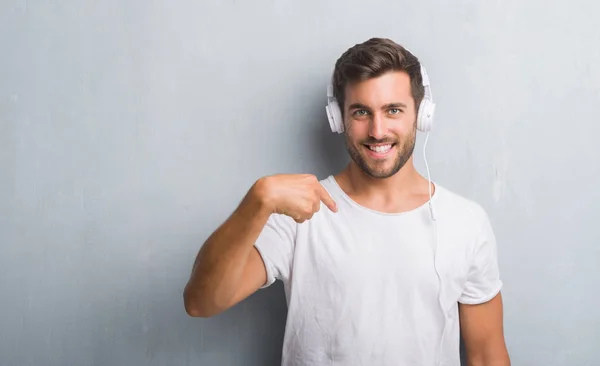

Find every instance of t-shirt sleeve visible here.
[253,213,297,288]
[458,207,503,305]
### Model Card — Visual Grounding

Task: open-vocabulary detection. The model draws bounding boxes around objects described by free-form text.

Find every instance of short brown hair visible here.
[332,38,425,116]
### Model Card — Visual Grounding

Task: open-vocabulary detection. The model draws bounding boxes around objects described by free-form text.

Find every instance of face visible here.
[343,71,417,179]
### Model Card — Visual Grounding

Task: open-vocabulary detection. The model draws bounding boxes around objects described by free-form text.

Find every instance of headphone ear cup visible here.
[417,99,435,132]
[326,99,344,133]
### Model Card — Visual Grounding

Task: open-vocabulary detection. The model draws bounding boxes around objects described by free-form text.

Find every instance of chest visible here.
[290,214,471,306]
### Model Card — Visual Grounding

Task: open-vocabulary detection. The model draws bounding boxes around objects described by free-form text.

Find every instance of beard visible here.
[345,125,416,179]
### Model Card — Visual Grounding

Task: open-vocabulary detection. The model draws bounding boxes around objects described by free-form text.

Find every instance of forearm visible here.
[184,181,271,316]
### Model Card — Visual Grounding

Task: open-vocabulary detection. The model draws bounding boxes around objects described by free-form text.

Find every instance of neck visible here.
[334,157,433,213]
[345,157,423,195]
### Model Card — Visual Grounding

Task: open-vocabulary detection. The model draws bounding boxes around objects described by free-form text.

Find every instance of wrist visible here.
[248,177,275,215]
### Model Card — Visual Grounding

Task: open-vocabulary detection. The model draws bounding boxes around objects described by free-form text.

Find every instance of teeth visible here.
[369,144,392,153]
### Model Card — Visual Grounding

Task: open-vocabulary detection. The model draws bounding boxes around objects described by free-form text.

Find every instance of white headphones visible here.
[325,63,436,134]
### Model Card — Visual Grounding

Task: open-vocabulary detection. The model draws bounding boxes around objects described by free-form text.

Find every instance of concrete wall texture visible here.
[1,0,599,365]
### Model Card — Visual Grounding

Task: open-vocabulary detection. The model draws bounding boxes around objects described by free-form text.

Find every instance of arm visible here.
[459,292,510,366]
[458,204,510,365]
[183,174,337,318]
[183,179,271,318]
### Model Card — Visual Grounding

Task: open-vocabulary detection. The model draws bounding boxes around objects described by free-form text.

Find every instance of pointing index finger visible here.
[317,184,338,213]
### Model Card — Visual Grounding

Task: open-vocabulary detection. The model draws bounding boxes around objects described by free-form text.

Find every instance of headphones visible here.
[325,62,436,134]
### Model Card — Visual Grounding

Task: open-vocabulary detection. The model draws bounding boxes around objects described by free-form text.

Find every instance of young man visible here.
[184,38,510,366]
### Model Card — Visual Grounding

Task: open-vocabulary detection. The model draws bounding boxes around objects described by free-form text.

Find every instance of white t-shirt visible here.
[254,175,503,366]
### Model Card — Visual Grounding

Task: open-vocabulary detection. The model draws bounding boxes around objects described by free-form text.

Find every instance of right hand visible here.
[253,174,338,223]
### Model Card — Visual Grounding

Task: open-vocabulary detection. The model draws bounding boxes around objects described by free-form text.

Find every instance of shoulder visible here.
[434,184,492,230]
[434,185,499,262]
[319,175,338,191]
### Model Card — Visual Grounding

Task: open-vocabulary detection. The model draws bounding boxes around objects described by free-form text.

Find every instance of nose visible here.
[368,113,388,140]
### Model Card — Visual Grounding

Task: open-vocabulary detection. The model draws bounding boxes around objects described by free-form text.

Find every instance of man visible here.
[183,38,510,366]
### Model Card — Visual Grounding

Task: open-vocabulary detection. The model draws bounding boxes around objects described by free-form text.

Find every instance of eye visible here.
[388,108,402,115]
[353,109,369,117]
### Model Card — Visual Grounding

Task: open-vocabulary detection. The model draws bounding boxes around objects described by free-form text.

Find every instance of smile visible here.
[363,143,396,158]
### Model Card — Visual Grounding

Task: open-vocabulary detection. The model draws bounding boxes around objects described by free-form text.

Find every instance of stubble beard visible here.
[345,126,416,179]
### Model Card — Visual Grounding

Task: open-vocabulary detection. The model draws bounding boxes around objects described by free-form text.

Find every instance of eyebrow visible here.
[348,102,408,110]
